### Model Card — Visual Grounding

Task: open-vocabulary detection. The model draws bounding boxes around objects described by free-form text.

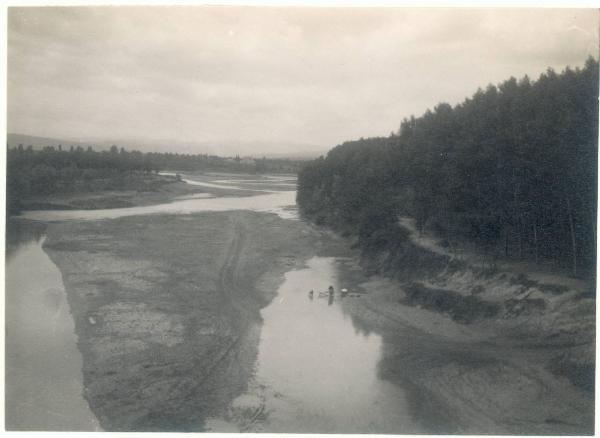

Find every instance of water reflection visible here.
[207,257,417,434]
[18,190,297,221]
[5,219,46,260]
[5,228,100,430]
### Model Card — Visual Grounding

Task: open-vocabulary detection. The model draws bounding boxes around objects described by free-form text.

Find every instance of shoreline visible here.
[42,210,339,430]
[20,176,207,211]
[8,178,593,433]
[335,247,594,434]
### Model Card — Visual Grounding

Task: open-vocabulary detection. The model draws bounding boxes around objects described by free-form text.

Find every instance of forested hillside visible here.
[297,58,598,276]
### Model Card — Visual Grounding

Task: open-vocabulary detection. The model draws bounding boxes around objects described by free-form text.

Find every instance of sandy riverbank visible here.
[340,273,594,434]
[334,228,595,434]
[42,210,347,431]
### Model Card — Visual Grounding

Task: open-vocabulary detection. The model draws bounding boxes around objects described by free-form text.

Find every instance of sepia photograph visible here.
[4,3,599,434]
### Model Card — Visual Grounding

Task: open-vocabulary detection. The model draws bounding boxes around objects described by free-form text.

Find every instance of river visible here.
[6,173,417,432]
[18,176,298,221]
[5,231,101,431]
[206,257,417,433]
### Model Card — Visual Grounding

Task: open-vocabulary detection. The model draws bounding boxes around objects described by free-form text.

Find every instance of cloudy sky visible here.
[7,7,599,154]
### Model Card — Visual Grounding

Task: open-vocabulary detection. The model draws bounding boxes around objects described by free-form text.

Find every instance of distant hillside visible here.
[6,133,327,159]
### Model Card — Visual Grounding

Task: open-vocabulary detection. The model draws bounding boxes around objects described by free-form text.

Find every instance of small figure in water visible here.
[327,285,334,305]
[308,290,314,300]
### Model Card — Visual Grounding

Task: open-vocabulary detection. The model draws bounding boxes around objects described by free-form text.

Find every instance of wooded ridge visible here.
[297,58,598,276]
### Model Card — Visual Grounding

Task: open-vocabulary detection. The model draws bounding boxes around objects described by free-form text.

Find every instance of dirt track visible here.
[42,210,332,431]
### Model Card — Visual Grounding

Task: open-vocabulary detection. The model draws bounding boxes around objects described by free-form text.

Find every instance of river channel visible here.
[6,173,418,432]
[206,257,417,433]
[5,231,101,431]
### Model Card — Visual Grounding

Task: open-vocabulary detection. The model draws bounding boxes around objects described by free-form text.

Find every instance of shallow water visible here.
[213,179,296,187]
[19,174,298,221]
[19,191,297,221]
[206,257,418,433]
[5,235,100,431]
[160,172,295,192]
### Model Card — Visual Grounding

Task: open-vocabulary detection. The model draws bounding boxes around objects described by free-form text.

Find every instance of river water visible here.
[6,173,416,432]
[18,189,297,221]
[206,257,417,433]
[5,234,100,431]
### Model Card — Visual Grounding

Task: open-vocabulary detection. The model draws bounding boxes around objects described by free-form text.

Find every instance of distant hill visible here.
[6,133,327,159]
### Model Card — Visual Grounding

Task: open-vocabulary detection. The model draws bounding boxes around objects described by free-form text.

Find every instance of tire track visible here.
[166,215,257,423]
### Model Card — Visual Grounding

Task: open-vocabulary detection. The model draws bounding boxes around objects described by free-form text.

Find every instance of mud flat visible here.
[42,210,342,431]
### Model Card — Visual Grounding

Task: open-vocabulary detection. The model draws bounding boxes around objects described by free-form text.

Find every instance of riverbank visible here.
[333,219,595,434]
[340,273,594,434]
[10,171,594,433]
[20,173,206,211]
[39,206,594,433]
[42,210,346,431]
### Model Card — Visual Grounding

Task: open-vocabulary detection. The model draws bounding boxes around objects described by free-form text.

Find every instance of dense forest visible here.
[6,144,303,215]
[298,58,598,277]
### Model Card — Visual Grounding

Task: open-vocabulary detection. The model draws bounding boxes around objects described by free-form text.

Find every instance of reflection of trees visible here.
[336,273,476,433]
[341,303,374,337]
[375,333,463,434]
[5,219,47,260]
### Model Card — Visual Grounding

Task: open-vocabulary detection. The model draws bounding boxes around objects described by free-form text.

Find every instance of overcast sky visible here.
[7,7,599,154]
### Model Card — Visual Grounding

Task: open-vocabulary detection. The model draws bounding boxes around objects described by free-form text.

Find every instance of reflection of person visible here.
[327,286,334,305]
[308,290,314,300]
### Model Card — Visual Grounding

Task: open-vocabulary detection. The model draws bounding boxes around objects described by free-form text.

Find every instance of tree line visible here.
[297,57,598,276]
[6,144,304,215]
